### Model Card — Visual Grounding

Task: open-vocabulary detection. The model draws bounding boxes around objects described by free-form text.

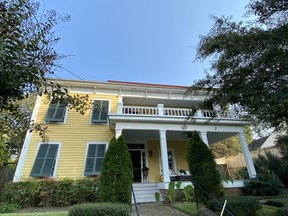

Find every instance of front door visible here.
[129,151,142,182]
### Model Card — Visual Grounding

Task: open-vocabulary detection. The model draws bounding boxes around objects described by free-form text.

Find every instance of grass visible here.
[0,212,68,216]
[172,202,204,215]
[257,205,278,216]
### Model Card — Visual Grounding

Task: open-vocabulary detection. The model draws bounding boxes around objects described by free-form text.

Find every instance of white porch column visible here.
[199,131,209,146]
[159,129,170,183]
[117,96,123,114]
[157,104,164,116]
[238,132,256,178]
[115,128,122,138]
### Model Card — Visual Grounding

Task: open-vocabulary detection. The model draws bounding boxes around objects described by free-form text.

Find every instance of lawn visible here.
[1,212,68,216]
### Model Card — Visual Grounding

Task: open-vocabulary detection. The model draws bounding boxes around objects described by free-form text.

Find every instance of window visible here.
[91,100,109,123]
[168,151,175,170]
[45,100,66,123]
[30,144,59,177]
[84,144,106,176]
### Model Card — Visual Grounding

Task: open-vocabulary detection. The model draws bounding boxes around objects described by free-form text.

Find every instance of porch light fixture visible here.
[149,150,153,157]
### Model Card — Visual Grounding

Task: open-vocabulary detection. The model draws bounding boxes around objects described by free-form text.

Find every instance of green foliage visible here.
[183,185,194,202]
[0,203,18,213]
[207,196,261,216]
[99,136,133,204]
[263,199,285,208]
[274,207,288,216]
[155,192,160,203]
[68,203,130,216]
[186,131,224,203]
[192,0,288,130]
[167,182,176,203]
[254,151,288,188]
[2,178,99,208]
[243,172,285,196]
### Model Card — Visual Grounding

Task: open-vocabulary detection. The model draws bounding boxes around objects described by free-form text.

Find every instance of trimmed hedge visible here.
[275,207,288,216]
[68,203,130,216]
[207,196,261,216]
[2,178,99,208]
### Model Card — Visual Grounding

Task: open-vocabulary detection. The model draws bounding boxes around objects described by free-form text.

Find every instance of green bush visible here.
[0,203,18,213]
[68,203,130,216]
[183,185,194,202]
[2,178,99,208]
[207,196,261,216]
[186,131,224,203]
[243,172,285,196]
[275,207,288,216]
[99,136,133,204]
[263,199,285,207]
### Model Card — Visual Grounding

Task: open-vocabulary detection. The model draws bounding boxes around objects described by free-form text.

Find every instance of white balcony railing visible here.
[120,104,239,119]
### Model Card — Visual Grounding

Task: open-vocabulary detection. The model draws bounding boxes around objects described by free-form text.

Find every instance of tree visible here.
[0,92,36,167]
[0,0,90,112]
[186,131,224,203]
[99,136,133,204]
[211,126,253,158]
[192,0,288,130]
[0,0,90,165]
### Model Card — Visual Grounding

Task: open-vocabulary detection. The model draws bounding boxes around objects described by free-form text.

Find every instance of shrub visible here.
[263,199,285,207]
[99,136,133,204]
[68,203,130,216]
[167,182,176,203]
[155,192,160,203]
[0,203,18,213]
[275,207,288,216]
[243,172,285,196]
[2,178,99,208]
[207,196,261,216]
[183,185,194,202]
[186,131,224,203]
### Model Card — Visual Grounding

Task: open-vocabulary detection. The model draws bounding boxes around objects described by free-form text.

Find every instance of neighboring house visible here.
[216,134,281,178]
[14,79,256,190]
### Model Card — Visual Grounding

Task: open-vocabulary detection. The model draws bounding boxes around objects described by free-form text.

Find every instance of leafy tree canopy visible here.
[192,0,288,130]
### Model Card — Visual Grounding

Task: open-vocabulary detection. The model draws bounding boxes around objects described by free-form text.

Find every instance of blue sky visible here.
[43,0,250,86]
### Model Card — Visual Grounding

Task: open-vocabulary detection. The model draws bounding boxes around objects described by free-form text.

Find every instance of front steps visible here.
[132,183,163,203]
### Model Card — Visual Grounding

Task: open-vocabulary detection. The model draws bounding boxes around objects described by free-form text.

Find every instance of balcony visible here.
[119,105,238,119]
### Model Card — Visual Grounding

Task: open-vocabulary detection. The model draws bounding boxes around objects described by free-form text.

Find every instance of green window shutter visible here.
[91,100,109,123]
[45,101,66,122]
[30,144,59,177]
[84,144,106,176]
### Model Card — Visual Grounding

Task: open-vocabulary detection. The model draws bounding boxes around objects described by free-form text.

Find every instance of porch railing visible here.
[120,105,238,119]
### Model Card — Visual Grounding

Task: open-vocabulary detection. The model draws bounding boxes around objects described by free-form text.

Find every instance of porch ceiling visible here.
[122,129,237,145]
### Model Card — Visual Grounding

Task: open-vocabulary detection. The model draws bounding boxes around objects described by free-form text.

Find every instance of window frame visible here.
[44,100,68,123]
[83,142,108,176]
[90,99,110,124]
[30,142,61,178]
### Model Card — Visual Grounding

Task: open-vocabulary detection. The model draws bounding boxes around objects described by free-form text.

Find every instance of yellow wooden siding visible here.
[147,140,188,182]
[21,93,118,179]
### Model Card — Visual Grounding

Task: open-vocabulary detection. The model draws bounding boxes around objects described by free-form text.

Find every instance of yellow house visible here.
[14,79,256,202]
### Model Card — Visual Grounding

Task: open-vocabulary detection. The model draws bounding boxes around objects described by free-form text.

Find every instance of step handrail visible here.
[131,185,140,216]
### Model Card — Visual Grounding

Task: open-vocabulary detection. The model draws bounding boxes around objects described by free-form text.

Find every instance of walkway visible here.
[131,203,189,216]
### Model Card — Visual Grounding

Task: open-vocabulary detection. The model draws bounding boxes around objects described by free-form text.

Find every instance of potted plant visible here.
[179,169,186,175]
[142,166,149,176]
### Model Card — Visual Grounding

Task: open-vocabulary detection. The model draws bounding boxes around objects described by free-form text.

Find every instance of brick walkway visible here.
[131,203,189,216]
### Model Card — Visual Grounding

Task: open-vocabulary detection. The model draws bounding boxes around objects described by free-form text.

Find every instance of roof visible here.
[249,134,277,151]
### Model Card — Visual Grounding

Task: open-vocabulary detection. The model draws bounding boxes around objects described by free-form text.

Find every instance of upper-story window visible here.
[30,143,60,177]
[91,100,109,123]
[45,100,66,123]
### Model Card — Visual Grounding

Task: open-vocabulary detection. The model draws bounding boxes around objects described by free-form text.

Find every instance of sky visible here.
[42,0,251,86]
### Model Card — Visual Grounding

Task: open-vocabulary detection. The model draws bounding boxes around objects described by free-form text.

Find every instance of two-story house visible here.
[14,79,256,202]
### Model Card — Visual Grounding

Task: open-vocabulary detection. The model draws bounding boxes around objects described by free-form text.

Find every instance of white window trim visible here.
[44,100,68,124]
[31,141,62,178]
[90,98,111,125]
[83,142,108,176]
[158,148,177,174]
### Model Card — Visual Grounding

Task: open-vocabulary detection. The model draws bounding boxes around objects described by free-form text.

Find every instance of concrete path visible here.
[131,203,190,216]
